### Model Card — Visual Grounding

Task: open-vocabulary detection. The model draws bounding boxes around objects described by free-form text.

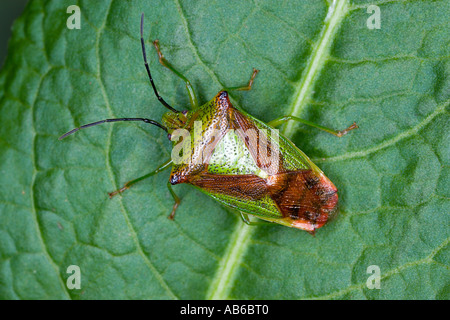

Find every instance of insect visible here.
[60,14,358,234]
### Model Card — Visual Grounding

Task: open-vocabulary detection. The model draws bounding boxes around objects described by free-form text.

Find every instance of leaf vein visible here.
[313,99,449,163]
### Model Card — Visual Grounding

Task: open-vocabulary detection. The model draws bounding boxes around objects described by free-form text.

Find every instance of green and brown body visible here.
[60,15,356,234]
[163,91,338,233]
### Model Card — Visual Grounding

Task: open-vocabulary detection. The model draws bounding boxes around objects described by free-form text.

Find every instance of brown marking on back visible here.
[231,109,284,175]
[267,170,338,230]
[190,173,268,201]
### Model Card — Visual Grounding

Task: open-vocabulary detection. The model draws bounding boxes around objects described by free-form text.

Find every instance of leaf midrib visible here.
[206,0,350,300]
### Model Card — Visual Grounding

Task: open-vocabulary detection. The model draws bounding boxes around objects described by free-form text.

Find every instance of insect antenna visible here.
[140,13,178,113]
[58,117,168,140]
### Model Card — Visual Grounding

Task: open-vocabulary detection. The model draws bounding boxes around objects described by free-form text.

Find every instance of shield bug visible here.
[59,14,358,234]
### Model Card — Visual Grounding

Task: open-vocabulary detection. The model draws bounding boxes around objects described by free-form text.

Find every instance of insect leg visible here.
[167,181,181,220]
[109,159,172,198]
[225,68,259,91]
[240,212,252,225]
[268,116,358,137]
[240,212,274,226]
[153,40,198,109]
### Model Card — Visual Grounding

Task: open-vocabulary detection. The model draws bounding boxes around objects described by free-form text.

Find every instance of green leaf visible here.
[0,0,448,299]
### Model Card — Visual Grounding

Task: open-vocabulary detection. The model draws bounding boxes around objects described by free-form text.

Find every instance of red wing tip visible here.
[291,220,316,232]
